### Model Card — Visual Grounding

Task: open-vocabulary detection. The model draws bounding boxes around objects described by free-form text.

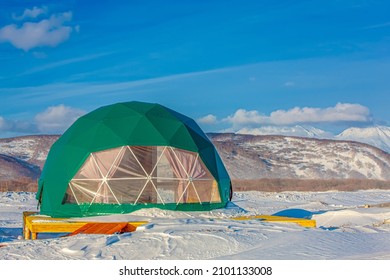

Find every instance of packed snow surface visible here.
[0,190,389,260]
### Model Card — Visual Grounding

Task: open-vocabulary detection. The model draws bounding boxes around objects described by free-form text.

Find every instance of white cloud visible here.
[223,109,267,128]
[269,103,371,125]
[0,11,74,51]
[35,105,85,133]
[0,116,37,134]
[12,6,48,20]
[0,105,85,135]
[198,114,218,125]
[224,103,372,129]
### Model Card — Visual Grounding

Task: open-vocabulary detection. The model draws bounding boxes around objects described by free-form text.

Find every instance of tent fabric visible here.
[37,101,231,218]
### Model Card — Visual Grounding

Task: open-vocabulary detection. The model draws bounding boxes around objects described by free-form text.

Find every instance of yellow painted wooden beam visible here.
[231,215,316,228]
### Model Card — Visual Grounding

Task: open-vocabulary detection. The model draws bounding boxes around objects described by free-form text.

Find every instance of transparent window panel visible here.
[209,180,222,203]
[168,147,215,180]
[108,146,147,178]
[67,145,221,206]
[192,180,221,203]
[130,146,156,175]
[62,185,77,204]
[134,181,159,204]
[155,147,186,179]
[68,180,102,204]
[176,182,200,204]
[92,182,119,204]
[165,147,191,179]
[154,179,188,203]
[108,179,147,204]
[188,154,214,180]
[73,156,102,180]
[93,147,124,177]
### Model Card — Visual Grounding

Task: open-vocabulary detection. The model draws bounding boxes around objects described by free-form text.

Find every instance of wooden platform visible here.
[231,215,316,228]
[23,211,316,240]
[23,212,148,240]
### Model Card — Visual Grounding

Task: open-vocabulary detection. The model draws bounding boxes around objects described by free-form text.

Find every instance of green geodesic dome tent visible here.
[37,101,232,218]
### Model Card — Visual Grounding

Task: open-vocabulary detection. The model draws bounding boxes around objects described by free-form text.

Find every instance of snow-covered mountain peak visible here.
[236,125,332,138]
[336,126,390,153]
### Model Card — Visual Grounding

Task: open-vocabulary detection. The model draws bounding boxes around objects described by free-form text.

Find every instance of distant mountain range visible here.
[335,126,390,154]
[0,135,58,185]
[0,154,40,180]
[209,133,390,181]
[237,125,332,139]
[236,125,390,153]
[0,135,58,169]
[0,129,389,184]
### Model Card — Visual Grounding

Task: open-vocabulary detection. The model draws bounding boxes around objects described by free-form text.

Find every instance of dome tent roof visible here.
[37,101,231,218]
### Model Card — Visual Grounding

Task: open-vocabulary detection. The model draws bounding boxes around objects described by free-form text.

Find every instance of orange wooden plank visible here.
[23,211,148,240]
[123,224,137,232]
[68,222,129,236]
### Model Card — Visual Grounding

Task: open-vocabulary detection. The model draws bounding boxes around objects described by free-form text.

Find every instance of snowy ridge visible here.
[237,125,333,138]
[235,125,390,153]
[0,154,40,180]
[0,135,58,168]
[209,133,390,180]
[0,135,58,182]
[336,126,390,154]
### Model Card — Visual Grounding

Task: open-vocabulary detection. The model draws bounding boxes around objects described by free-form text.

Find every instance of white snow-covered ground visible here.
[0,190,389,260]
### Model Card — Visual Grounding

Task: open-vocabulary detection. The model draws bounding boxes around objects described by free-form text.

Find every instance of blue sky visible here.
[0,0,389,137]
